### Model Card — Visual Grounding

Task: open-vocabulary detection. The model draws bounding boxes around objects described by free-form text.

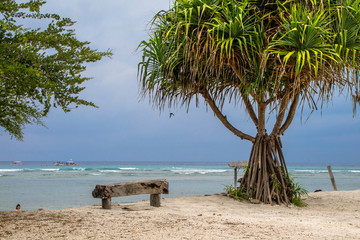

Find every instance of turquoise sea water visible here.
[0,161,359,211]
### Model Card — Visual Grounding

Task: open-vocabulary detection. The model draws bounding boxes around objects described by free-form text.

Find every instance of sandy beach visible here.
[1,190,360,239]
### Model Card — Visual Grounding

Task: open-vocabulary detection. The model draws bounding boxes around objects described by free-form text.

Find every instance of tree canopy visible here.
[138,0,360,204]
[139,0,360,131]
[0,0,111,140]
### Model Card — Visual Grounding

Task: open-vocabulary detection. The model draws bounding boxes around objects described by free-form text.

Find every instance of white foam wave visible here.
[350,170,360,173]
[99,170,121,173]
[119,168,137,170]
[294,170,328,173]
[71,168,85,171]
[171,169,227,175]
[0,169,23,172]
[41,169,60,172]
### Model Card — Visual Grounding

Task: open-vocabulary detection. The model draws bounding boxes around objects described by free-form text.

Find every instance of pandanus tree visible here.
[138,0,360,205]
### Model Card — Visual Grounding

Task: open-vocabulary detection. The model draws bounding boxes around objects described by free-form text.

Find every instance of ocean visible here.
[0,161,359,211]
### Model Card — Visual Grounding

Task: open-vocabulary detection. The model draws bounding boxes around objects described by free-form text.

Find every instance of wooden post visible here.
[150,194,161,207]
[228,161,248,188]
[102,198,111,209]
[327,165,338,191]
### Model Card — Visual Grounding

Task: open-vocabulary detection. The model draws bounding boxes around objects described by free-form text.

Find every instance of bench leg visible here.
[150,194,161,207]
[102,198,111,209]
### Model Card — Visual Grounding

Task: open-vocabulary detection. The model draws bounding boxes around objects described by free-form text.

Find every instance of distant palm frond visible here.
[353,92,360,116]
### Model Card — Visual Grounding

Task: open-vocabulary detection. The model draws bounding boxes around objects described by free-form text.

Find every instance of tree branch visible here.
[257,94,266,135]
[201,89,255,142]
[279,93,300,136]
[240,91,259,127]
[265,89,287,105]
[270,91,290,137]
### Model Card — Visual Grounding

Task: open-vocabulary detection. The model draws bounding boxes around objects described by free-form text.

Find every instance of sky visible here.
[0,0,359,165]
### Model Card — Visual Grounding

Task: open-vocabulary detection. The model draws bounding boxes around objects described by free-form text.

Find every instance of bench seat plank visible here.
[92,179,169,208]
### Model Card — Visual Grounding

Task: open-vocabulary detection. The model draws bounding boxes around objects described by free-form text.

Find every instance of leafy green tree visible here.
[0,0,111,140]
[138,0,360,204]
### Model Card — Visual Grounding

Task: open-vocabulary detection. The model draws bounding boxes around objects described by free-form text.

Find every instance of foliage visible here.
[289,177,308,207]
[270,173,281,193]
[138,0,360,119]
[0,0,112,140]
[225,178,308,206]
[270,172,308,206]
[224,185,249,201]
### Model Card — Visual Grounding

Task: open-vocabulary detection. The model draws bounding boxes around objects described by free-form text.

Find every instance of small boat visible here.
[12,161,23,165]
[66,161,77,166]
[53,161,77,166]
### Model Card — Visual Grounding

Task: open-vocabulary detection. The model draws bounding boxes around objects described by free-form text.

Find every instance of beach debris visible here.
[224,222,238,225]
[197,214,202,216]
[250,199,261,204]
[122,207,136,211]
[214,193,227,196]
[314,189,322,192]
[122,206,152,211]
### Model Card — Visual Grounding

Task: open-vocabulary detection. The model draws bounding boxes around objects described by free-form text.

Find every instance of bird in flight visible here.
[169,113,175,118]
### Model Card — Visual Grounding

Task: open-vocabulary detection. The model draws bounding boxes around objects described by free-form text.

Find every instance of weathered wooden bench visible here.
[92,179,169,209]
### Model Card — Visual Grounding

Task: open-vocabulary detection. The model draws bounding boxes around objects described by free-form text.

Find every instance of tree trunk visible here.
[240,134,294,205]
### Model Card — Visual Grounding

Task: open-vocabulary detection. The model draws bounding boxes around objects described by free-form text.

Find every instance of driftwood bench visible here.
[92,179,169,209]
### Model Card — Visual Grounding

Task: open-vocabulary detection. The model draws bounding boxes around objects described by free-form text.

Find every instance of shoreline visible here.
[1,161,360,211]
[1,190,360,239]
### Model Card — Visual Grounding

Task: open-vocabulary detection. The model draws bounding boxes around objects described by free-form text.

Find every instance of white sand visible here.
[1,190,360,239]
